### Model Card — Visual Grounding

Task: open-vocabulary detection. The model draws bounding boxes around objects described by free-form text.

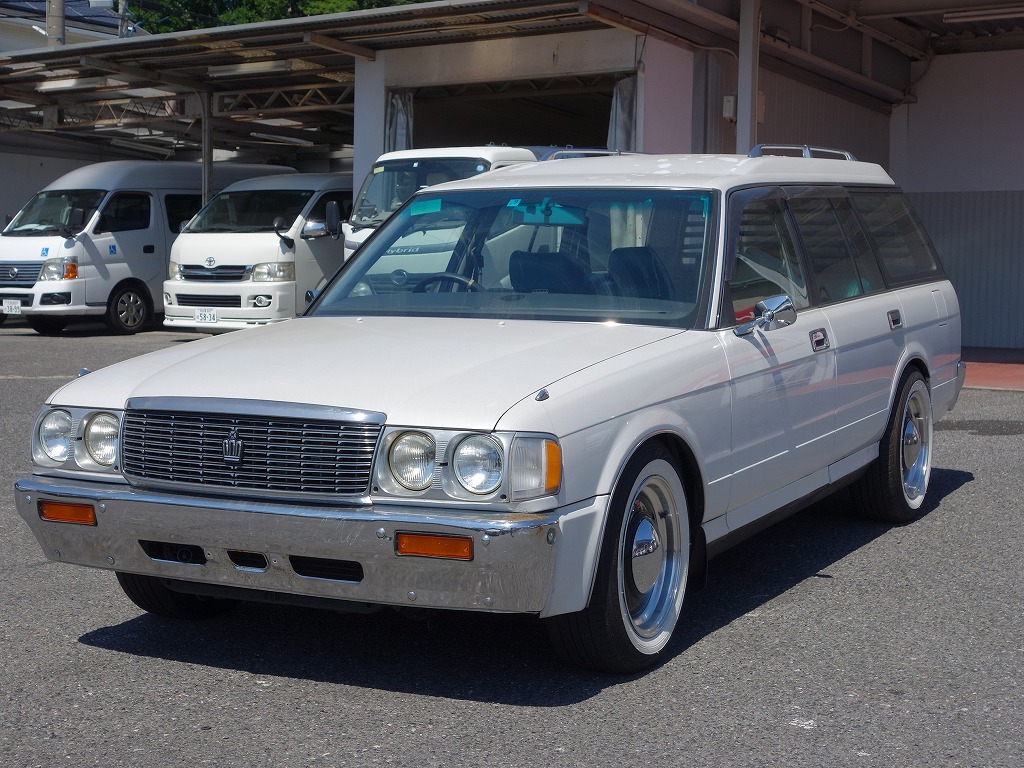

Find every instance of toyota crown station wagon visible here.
[15,148,965,673]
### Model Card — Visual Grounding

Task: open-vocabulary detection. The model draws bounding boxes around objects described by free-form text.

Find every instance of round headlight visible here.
[38,409,73,462]
[84,412,119,466]
[453,435,503,495]
[389,432,435,491]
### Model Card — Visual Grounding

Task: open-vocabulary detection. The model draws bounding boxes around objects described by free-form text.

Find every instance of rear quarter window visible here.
[851,191,943,284]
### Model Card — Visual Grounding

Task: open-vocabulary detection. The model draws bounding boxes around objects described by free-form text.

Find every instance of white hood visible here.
[50,316,682,429]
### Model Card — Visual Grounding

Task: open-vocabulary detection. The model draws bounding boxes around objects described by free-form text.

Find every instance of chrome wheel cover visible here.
[116,290,146,329]
[901,381,932,509]
[616,459,689,654]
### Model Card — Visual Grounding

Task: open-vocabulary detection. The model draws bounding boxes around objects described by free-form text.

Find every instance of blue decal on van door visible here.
[109,245,117,255]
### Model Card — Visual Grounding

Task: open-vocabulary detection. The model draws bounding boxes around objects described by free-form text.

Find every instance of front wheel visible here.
[106,283,151,334]
[116,572,236,620]
[854,369,933,523]
[545,444,690,673]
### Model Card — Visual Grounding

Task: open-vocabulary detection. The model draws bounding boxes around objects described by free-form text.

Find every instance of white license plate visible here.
[3,299,22,315]
[194,307,218,324]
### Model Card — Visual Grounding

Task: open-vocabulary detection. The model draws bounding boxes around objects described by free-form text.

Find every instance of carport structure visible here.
[3,1,1024,165]
[2,0,1024,349]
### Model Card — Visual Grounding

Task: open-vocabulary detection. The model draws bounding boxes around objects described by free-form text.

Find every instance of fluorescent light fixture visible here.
[249,132,315,146]
[943,6,1024,23]
[110,139,175,157]
[88,0,115,7]
[37,76,112,92]
[207,60,294,78]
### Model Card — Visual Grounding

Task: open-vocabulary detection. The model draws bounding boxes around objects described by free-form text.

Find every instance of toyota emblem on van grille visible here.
[205,257,216,267]
[222,428,244,465]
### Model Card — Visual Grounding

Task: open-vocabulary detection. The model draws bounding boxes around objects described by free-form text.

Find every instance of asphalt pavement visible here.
[1,316,1022,767]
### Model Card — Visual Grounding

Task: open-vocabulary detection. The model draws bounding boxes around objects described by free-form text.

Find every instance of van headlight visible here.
[168,261,183,280]
[40,257,78,281]
[252,262,295,282]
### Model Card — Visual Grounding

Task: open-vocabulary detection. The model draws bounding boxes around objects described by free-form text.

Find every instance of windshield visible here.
[186,189,314,233]
[348,158,491,230]
[314,188,714,328]
[3,190,105,237]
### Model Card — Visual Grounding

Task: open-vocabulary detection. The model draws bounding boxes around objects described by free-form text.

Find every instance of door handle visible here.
[143,245,155,254]
[887,309,902,329]
[809,328,830,352]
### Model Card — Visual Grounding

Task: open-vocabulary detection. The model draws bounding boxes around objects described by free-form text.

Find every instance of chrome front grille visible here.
[179,265,252,281]
[0,261,43,287]
[122,408,383,497]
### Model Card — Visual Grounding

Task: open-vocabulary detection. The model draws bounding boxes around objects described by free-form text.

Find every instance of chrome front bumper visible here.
[14,475,564,614]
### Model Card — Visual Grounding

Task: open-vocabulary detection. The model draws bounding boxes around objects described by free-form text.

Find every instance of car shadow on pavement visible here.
[78,466,973,705]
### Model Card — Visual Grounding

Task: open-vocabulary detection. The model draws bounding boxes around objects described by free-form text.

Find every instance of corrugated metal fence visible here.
[909,191,1024,350]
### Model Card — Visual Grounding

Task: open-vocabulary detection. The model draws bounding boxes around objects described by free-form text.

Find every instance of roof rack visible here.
[749,144,857,161]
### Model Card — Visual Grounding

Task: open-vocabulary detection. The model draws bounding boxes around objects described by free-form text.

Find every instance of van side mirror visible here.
[61,208,85,238]
[272,216,295,249]
[326,200,341,240]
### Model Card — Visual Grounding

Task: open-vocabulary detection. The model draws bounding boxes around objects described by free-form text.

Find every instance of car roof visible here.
[374,146,538,163]
[426,153,896,193]
[216,172,352,193]
[42,161,291,191]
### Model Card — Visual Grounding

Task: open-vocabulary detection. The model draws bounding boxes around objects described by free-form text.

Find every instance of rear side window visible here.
[851,192,942,283]
[788,197,885,303]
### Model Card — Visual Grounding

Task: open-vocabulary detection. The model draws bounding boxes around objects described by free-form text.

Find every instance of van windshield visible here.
[4,190,105,237]
[315,187,714,329]
[186,189,314,233]
[348,158,491,231]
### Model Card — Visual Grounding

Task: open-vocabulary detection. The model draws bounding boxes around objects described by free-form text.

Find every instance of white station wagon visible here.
[15,148,965,673]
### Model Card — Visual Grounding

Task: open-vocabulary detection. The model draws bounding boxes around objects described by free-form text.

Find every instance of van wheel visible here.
[854,369,932,524]
[115,572,236,620]
[544,444,690,673]
[106,283,150,334]
[26,316,67,335]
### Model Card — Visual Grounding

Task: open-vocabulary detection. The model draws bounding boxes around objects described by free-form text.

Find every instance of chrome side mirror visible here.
[301,220,328,239]
[733,295,797,336]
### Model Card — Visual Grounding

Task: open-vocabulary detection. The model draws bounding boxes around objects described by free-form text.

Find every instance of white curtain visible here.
[607,76,637,152]
[385,90,414,152]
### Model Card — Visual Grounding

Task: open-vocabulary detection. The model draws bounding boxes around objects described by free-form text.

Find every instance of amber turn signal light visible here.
[38,501,97,525]
[395,532,473,560]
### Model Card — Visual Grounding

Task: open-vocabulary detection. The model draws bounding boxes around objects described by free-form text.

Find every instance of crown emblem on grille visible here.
[222,427,244,465]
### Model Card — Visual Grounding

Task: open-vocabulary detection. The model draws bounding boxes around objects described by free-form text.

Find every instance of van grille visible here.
[122,409,382,497]
[175,294,242,308]
[0,262,43,287]
[179,265,252,281]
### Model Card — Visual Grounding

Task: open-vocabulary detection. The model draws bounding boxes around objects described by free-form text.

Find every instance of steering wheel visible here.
[412,273,481,293]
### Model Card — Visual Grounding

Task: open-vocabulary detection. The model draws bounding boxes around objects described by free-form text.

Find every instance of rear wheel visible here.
[116,572,236,620]
[26,316,67,335]
[854,369,932,523]
[106,282,151,334]
[545,443,690,673]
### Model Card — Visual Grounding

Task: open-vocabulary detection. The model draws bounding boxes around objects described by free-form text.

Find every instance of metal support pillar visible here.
[736,0,760,154]
[45,0,65,47]
[201,92,213,203]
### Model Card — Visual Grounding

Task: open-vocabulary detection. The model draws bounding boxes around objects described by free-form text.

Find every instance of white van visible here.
[0,161,289,334]
[343,146,538,258]
[163,172,352,332]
